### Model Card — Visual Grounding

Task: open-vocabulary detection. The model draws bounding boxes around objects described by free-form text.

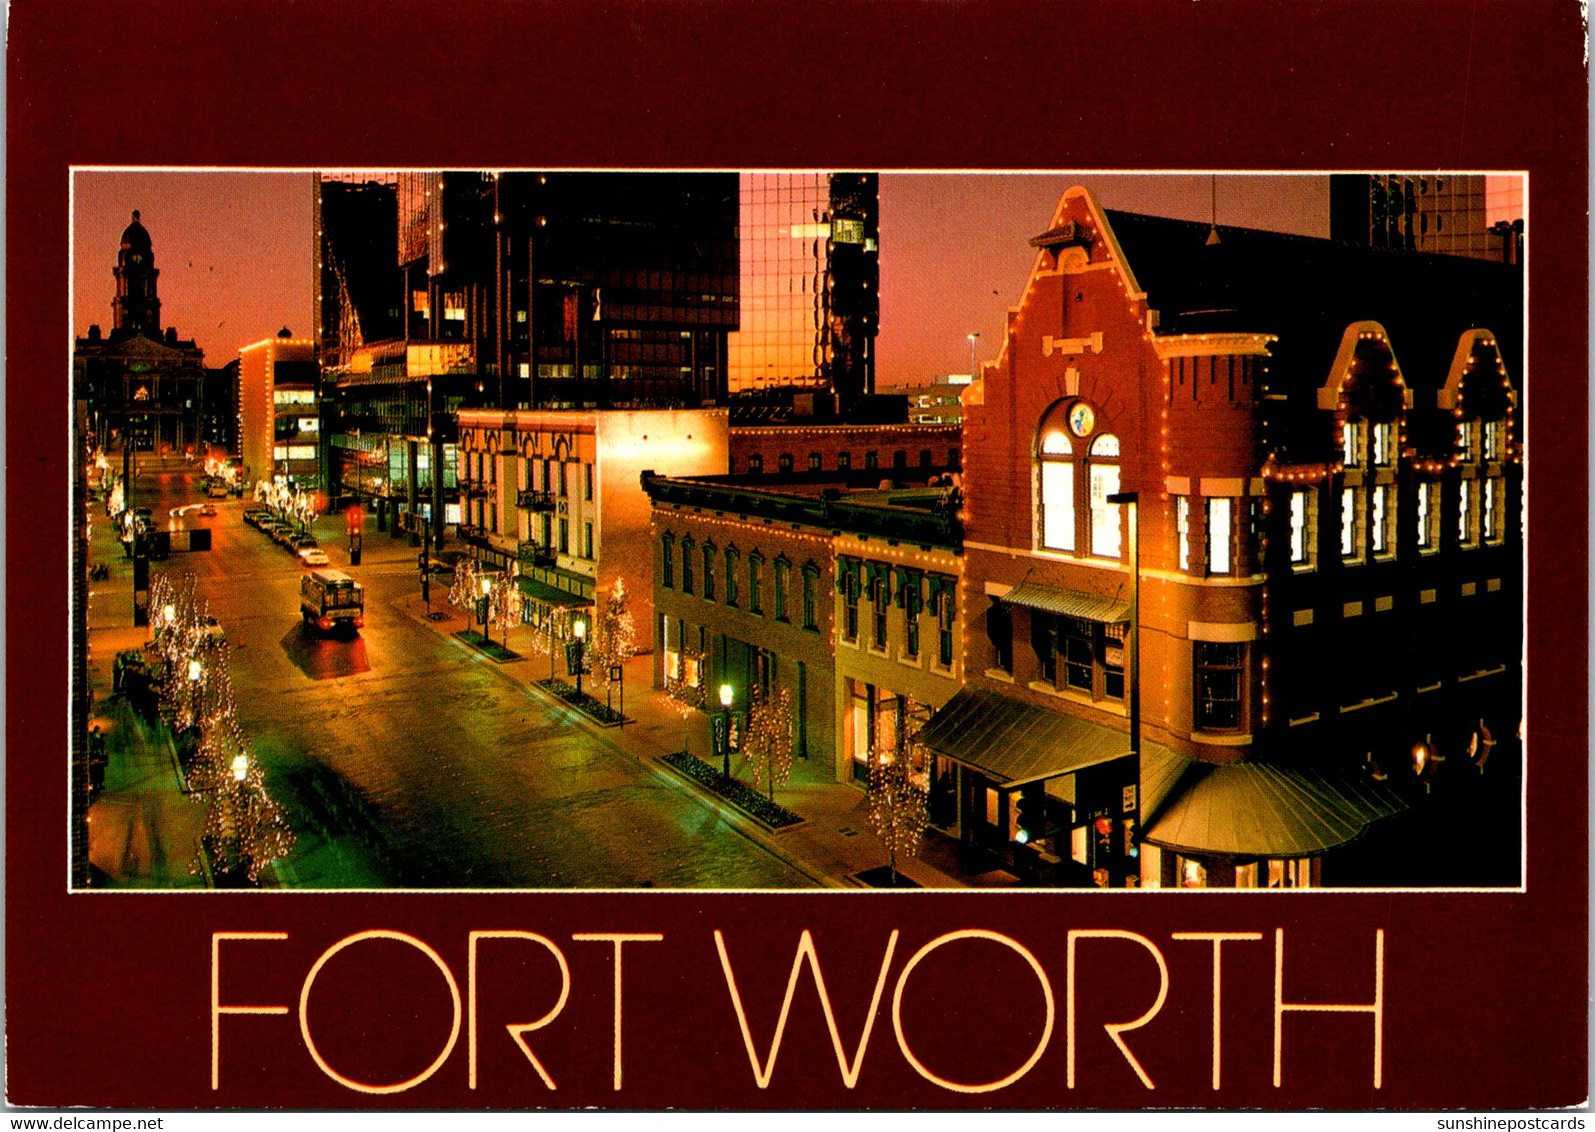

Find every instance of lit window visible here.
[808,452,822,471]
[1176,497,1191,571]
[1039,431,1075,552]
[837,451,851,471]
[1482,478,1499,542]
[1341,420,1363,466]
[1416,482,1437,552]
[1207,498,1232,574]
[748,454,764,474]
[1458,479,1476,546]
[1088,434,1121,559]
[1196,641,1244,731]
[1370,485,1393,557]
[779,453,794,473]
[1289,490,1313,567]
[1340,488,1362,560]
[1483,420,1505,461]
[1457,421,1476,462]
[1371,421,1393,466]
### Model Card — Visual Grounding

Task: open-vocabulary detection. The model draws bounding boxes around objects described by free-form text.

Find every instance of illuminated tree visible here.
[448,558,485,614]
[591,576,639,689]
[744,686,796,801]
[487,573,524,643]
[864,746,930,885]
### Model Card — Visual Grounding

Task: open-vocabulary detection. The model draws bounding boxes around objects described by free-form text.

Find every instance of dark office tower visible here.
[315,175,401,369]
[1329,174,1525,262]
[495,172,739,409]
[316,169,739,531]
[728,172,879,399]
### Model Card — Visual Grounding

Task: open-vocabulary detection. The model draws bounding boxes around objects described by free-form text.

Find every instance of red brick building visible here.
[729,422,959,478]
[931,187,1522,888]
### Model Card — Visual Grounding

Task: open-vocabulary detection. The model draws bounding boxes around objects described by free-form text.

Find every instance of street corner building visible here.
[644,183,1524,891]
[949,186,1523,889]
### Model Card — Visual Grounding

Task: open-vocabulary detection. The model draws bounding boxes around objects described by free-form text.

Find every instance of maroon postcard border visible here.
[7,0,1588,1110]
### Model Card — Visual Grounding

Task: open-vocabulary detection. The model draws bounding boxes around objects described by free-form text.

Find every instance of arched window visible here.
[702,541,717,601]
[724,545,740,607]
[1038,427,1075,551]
[681,536,695,594]
[660,532,675,589]
[1087,433,1121,558]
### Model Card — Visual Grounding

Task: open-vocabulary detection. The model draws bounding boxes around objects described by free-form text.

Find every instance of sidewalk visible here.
[393,590,1015,889]
[84,486,209,888]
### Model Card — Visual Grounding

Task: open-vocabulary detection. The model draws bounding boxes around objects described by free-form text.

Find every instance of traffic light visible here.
[1016,790,1047,842]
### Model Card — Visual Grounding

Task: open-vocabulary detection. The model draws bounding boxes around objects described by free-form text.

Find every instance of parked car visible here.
[199,504,218,517]
[298,547,330,567]
[293,535,318,551]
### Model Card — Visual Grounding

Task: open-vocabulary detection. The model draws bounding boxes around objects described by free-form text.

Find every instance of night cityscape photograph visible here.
[70,169,1526,892]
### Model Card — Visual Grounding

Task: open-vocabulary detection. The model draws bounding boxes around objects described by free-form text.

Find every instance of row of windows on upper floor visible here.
[1169,473,1513,580]
[461,448,595,502]
[660,533,823,631]
[1338,418,1510,468]
[1034,414,1513,571]
[737,448,959,475]
[470,503,598,561]
[659,532,961,669]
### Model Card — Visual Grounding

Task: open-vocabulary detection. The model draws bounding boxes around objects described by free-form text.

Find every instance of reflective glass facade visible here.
[729,173,878,397]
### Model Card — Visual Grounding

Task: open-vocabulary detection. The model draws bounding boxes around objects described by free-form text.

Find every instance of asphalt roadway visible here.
[139,472,816,889]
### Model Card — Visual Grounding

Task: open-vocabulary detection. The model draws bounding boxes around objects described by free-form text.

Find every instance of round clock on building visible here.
[1067,401,1095,437]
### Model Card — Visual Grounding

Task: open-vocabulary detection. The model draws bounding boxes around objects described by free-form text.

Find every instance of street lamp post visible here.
[1106,490,1140,889]
[480,574,494,648]
[717,683,734,782]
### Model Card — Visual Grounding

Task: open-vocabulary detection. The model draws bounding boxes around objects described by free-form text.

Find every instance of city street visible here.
[96,469,818,889]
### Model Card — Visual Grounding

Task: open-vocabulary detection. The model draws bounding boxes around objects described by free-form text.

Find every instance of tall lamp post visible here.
[717,683,735,781]
[1106,490,1140,888]
[571,615,588,697]
[967,333,980,379]
[479,574,494,647]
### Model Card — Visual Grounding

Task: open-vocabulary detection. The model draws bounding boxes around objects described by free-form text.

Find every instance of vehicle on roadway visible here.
[199,504,218,517]
[300,568,364,635]
[298,547,330,567]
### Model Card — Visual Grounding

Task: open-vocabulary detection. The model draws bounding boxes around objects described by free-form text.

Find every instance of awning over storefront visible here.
[1138,749,1406,858]
[1001,582,1129,623]
[516,576,590,608]
[919,685,1146,786]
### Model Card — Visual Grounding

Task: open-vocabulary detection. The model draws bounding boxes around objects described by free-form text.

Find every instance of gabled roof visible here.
[1102,208,1522,398]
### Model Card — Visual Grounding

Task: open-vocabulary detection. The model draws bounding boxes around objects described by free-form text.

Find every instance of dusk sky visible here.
[72,170,1328,386]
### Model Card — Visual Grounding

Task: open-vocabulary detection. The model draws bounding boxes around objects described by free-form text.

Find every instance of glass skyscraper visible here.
[728,172,878,399]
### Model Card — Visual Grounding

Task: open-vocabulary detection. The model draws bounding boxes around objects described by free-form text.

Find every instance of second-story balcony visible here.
[518,540,558,568]
[517,489,556,511]
[460,479,494,499]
